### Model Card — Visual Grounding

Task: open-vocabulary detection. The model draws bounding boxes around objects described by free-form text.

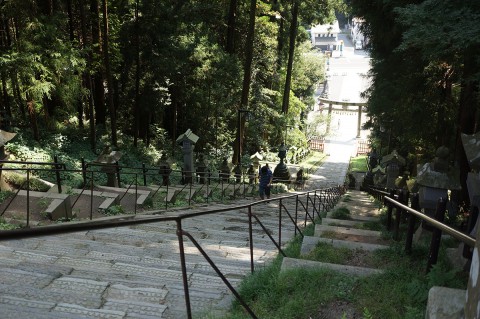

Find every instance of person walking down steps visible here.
[259,164,273,200]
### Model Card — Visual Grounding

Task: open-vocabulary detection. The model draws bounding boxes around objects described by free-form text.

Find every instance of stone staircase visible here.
[281,189,389,277]
[0,191,316,319]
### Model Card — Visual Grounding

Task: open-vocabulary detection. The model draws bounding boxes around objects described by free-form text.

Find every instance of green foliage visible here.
[4,172,51,192]
[103,205,125,216]
[0,218,18,230]
[0,191,12,203]
[330,207,351,220]
[349,156,368,172]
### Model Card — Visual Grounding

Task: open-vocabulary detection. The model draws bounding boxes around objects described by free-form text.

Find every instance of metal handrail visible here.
[384,196,476,247]
[0,185,343,319]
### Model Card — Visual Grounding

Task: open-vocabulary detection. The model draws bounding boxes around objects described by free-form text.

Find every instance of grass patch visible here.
[220,224,468,319]
[0,217,19,230]
[330,207,351,220]
[102,205,125,216]
[349,155,368,172]
[301,151,326,173]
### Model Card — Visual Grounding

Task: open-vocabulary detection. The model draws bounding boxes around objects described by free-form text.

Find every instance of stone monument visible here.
[157,153,171,186]
[0,130,16,191]
[219,158,231,182]
[250,152,263,181]
[195,153,208,184]
[176,129,199,184]
[273,143,290,183]
[381,150,405,190]
[95,147,122,187]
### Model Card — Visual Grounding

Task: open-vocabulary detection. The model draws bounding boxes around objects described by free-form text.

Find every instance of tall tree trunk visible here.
[225,0,237,54]
[101,0,117,147]
[90,0,106,126]
[0,74,11,129]
[79,0,96,150]
[456,47,480,206]
[233,0,257,165]
[27,99,40,141]
[66,0,75,41]
[281,0,298,114]
[11,74,26,122]
[133,0,140,147]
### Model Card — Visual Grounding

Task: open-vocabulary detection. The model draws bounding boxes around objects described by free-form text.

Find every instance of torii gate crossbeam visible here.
[318,97,367,138]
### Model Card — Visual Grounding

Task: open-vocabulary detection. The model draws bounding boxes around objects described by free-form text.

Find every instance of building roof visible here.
[310,20,340,35]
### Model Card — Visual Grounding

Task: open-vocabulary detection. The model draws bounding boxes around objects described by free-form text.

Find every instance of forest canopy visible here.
[0,0,342,166]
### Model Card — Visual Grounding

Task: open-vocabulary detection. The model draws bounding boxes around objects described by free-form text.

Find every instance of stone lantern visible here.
[416,146,461,219]
[0,130,16,191]
[372,165,386,188]
[95,147,122,187]
[195,153,208,184]
[461,133,480,246]
[250,152,263,184]
[381,150,405,190]
[462,132,480,210]
[157,153,171,186]
[273,143,290,183]
[176,129,199,184]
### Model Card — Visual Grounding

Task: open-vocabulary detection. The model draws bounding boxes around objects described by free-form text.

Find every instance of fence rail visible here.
[0,181,345,319]
[368,187,476,272]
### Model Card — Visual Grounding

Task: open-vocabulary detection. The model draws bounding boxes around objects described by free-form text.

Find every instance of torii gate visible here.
[318,97,367,138]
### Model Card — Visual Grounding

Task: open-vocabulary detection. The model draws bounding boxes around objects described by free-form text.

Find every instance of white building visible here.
[350,17,366,49]
[310,20,340,51]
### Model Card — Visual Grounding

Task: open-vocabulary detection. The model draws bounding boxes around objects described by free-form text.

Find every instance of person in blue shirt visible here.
[259,164,273,200]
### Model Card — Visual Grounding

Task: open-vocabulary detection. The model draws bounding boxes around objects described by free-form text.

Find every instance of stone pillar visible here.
[95,148,122,187]
[465,222,480,318]
[176,129,199,184]
[195,154,207,184]
[0,130,17,191]
[250,152,263,184]
[357,105,362,138]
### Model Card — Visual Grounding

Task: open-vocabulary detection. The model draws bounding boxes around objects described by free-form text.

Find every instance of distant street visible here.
[314,30,371,142]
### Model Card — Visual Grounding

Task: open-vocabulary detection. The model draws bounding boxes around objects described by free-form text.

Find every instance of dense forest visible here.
[0,0,342,168]
[351,0,480,203]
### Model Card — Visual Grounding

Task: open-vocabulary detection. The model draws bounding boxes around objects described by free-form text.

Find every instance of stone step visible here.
[315,224,382,238]
[326,211,379,222]
[0,282,104,309]
[322,217,366,227]
[300,236,388,255]
[0,296,90,319]
[281,257,383,276]
[0,187,314,318]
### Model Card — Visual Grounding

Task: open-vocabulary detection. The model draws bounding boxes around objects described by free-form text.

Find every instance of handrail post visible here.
[278,198,282,250]
[176,219,192,319]
[165,183,169,210]
[26,170,30,227]
[386,190,395,231]
[142,163,147,186]
[81,157,87,187]
[54,155,62,193]
[426,197,448,273]
[90,171,94,220]
[115,161,121,187]
[248,205,254,273]
[394,190,404,241]
[295,195,299,236]
[135,173,138,215]
[405,193,419,254]
[304,193,309,227]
